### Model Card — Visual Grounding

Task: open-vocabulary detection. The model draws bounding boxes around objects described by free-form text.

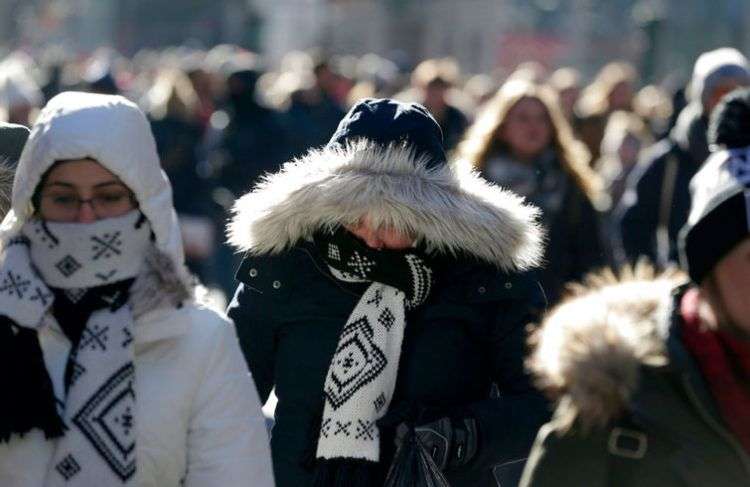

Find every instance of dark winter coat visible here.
[481,151,604,304]
[617,103,709,266]
[435,104,469,152]
[520,279,750,487]
[226,141,550,487]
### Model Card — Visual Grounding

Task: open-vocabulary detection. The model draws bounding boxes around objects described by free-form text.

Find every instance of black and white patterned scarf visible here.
[312,227,434,485]
[0,210,150,486]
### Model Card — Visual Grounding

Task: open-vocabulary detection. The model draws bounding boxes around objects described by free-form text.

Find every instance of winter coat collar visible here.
[228,140,544,272]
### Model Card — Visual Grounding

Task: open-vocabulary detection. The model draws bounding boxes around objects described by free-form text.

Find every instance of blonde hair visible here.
[145,69,199,122]
[599,110,652,156]
[411,58,460,88]
[456,79,603,205]
[576,61,637,118]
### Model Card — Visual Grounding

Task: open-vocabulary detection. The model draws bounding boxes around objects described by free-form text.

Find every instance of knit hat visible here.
[708,87,750,150]
[327,97,446,168]
[679,146,750,283]
[690,47,750,111]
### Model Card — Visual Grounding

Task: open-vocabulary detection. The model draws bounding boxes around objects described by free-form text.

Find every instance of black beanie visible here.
[326,98,446,169]
[679,147,750,282]
[708,87,750,149]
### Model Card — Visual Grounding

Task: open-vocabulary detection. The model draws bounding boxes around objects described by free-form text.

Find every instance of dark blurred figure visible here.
[145,68,219,285]
[411,58,470,151]
[280,60,346,159]
[0,122,28,216]
[203,59,290,295]
[618,47,750,267]
[209,65,289,196]
[457,80,605,304]
[594,111,652,264]
[548,67,582,125]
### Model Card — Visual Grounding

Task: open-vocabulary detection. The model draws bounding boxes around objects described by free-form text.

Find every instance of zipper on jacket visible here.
[681,374,750,477]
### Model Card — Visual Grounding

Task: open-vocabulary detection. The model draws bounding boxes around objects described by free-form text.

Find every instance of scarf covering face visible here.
[312,226,434,485]
[0,210,151,486]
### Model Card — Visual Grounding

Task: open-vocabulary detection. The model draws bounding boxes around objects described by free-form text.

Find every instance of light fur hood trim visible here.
[129,245,195,320]
[228,140,543,271]
[528,266,685,432]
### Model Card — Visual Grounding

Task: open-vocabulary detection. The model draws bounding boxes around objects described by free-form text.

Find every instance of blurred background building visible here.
[1,0,747,84]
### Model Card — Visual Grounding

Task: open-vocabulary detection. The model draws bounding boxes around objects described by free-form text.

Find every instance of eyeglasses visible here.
[39,188,136,221]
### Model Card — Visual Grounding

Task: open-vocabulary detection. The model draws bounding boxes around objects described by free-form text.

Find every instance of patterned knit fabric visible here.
[313,228,434,465]
[0,210,150,486]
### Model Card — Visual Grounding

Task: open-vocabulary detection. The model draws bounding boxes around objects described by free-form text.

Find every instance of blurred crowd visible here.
[1,43,747,303]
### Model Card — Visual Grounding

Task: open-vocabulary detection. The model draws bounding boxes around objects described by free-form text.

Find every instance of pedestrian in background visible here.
[457,79,605,304]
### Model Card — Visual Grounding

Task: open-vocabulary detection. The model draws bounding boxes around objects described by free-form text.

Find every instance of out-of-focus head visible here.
[690,47,750,116]
[144,68,199,122]
[548,67,582,119]
[577,61,637,117]
[600,110,651,167]
[411,58,460,109]
[459,80,566,164]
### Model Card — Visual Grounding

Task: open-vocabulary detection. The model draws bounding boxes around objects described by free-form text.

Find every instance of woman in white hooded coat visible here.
[0,91,274,487]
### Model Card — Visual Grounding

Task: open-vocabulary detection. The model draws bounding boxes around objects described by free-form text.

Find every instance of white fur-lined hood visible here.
[528,267,686,432]
[228,140,544,271]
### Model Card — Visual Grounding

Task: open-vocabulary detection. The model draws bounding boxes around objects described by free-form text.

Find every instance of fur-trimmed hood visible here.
[528,267,687,432]
[228,140,544,271]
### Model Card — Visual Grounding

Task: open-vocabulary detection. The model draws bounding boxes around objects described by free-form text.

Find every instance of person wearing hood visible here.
[227,98,550,486]
[519,88,750,487]
[617,47,750,267]
[0,92,274,486]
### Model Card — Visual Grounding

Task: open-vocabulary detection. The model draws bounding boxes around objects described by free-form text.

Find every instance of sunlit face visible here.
[499,97,554,162]
[706,237,750,335]
[346,215,414,250]
[37,159,136,223]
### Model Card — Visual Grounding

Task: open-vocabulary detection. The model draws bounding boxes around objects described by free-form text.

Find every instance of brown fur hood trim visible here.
[528,266,686,432]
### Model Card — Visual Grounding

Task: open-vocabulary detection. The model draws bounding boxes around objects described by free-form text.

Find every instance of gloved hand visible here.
[394,415,479,470]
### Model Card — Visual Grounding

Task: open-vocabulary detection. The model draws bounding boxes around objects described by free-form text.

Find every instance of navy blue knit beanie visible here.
[326,98,446,168]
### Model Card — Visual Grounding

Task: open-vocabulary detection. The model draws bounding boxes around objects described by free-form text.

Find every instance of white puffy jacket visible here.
[0,92,274,486]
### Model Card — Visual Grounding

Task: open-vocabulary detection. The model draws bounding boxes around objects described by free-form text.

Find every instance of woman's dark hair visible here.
[30,161,64,211]
[708,87,750,149]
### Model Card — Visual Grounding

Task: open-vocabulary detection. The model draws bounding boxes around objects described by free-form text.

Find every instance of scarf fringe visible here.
[312,459,382,487]
[0,318,66,443]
